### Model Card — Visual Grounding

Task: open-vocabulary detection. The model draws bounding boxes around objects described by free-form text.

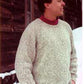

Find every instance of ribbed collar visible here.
[40,15,58,25]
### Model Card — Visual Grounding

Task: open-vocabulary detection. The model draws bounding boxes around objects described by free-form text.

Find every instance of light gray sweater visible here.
[15,18,77,84]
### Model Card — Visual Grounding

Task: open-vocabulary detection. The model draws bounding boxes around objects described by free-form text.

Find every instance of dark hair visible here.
[37,0,52,14]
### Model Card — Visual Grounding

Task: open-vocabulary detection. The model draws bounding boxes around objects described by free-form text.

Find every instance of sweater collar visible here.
[40,15,58,25]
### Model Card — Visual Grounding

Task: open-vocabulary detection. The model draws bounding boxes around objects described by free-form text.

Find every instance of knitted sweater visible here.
[15,18,77,84]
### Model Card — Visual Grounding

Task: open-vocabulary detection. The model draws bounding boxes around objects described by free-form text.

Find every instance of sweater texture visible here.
[15,18,77,84]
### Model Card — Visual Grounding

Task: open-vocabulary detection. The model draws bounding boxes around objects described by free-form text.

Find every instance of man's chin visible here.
[59,12,64,17]
[58,14,64,17]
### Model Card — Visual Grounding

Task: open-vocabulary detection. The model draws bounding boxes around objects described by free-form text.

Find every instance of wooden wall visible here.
[0,0,25,73]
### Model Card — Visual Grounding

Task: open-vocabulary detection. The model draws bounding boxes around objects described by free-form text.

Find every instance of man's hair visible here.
[37,0,52,14]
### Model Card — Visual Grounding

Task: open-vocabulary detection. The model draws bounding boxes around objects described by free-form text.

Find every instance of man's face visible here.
[46,0,65,17]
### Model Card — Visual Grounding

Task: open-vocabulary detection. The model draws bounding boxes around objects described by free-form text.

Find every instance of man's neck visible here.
[43,12,57,21]
[40,15,58,25]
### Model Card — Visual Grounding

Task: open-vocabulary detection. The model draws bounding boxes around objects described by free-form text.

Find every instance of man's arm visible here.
[15,24,36,84]
[69,28,77,84]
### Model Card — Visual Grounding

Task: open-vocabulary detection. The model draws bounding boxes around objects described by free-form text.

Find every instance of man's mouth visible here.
[61,8,64,11]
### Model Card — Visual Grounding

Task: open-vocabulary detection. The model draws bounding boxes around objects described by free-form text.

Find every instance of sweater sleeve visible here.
[69,27,77,83]
[15,24,37,84]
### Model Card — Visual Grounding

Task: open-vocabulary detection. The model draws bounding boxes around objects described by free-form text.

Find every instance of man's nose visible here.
[62,1,65,6]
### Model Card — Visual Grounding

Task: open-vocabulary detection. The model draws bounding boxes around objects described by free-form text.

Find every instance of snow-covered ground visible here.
[0,27,83,84]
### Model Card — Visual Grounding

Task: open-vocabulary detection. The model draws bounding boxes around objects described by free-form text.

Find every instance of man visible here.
[15,0,77,84]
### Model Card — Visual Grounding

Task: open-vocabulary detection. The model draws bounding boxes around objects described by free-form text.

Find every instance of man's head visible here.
[37,0,52,14]
[37,0,65,17]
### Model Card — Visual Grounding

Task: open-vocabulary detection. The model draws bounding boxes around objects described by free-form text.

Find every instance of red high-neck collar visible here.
[40,15,58,25]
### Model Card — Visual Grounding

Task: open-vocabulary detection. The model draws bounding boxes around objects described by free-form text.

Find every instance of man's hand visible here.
[71,80,75,84]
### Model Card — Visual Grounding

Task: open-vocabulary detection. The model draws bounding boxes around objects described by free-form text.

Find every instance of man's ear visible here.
[44,3,50,9]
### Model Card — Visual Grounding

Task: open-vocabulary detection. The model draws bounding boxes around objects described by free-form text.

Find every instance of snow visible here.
[0,70,16,79]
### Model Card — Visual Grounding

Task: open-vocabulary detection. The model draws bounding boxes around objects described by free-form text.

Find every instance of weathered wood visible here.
[1,32,22,72]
